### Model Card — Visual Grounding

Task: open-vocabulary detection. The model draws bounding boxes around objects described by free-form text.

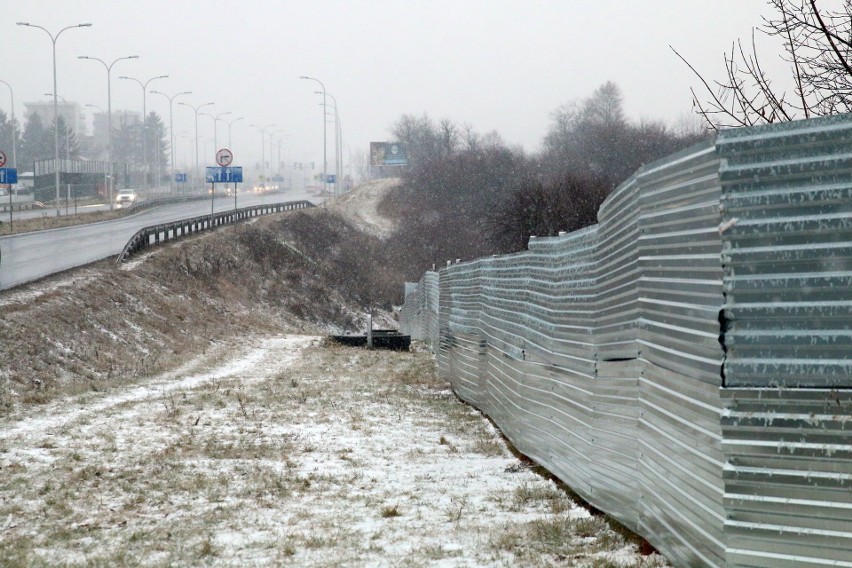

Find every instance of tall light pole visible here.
[318,90,341,195]
[78,54,139,209]
[272,130,289,183]
[119,74,168,189]
[178,101,214,192]
[0,80,17,170]
[300,75,327,194]
[1,79,16,228]
[200,110,231,153]
[151,89,190,193]
[249,123,275,181]
[43,93,71,160]
[178,132,192,171]
[17,21,91,217]
[226,116,243,153]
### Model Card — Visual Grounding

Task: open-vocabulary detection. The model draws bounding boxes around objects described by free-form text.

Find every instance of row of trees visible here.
[0,109,169,179]
[380,82,708,279]
[0,111,80,168]
[383,1,845,277]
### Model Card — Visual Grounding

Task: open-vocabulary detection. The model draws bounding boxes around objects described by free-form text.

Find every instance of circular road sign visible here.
[216,148,233,167]
[0,151,6,167]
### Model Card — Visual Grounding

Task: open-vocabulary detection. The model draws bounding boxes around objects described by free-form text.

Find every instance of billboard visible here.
[370,142,408,166]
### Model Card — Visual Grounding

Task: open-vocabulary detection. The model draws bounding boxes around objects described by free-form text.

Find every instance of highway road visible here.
[0,189,320,291]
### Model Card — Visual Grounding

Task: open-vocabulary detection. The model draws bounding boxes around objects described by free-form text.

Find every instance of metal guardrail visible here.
[121,193,210,213]
[117,200,314,263]
[400,115,852,568]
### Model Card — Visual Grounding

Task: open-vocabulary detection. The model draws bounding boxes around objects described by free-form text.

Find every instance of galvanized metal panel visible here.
[721,388,852,567]
[718,115,852,388]
[403,114,852,568]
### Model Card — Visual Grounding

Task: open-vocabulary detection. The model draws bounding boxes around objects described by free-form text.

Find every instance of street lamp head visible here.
[78,23,93,27]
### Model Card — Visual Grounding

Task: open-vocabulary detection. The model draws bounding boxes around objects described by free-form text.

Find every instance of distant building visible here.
[90,109,141,151]
[23,100,84,137]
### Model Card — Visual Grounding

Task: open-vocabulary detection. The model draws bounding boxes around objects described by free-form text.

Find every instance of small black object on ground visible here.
[329,329,411,351]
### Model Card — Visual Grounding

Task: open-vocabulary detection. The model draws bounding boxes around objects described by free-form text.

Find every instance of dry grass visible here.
[0,203,128,235]
[0,338,669,567]
[0,185,670,566]
[0,208,403,409]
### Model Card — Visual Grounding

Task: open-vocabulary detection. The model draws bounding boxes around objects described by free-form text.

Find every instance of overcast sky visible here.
[3,0,790,171]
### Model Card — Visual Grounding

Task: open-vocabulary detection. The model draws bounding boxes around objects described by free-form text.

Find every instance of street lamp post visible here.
[43,93,71,160]
[151,90,191,193]
[178,101,214,192]
[318,91,341,196]
[300,75,327,194]
[119,74,168,189]
[0,80,17,170]
[271,130,289,183]
[249,123,276,182]
[0,79,16,229]
[226,116,244,156]
[78,54,139,209]
[17,21,91,217]
[200,111,232,154]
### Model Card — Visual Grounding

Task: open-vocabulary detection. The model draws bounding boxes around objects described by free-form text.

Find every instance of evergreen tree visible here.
[46,116,81,160]
[0,109,20,168]
[19,113,52,170]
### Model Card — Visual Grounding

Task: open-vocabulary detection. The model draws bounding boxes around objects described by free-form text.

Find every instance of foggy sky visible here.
[3,0,791,172]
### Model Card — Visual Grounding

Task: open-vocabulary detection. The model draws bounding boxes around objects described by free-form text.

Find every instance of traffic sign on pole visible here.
[0,151,6,167]
[0,168,17,184]
[216,148,233,167]
[206,166,243,183]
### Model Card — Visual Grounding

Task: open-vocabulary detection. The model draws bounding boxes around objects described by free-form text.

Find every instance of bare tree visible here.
[674,0,852,129]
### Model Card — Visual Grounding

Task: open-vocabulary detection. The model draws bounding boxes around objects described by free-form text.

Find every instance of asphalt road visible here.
[0,189,320,291]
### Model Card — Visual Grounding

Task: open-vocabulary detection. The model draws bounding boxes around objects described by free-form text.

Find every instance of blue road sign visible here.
[206,166,243,183]
[326,174,336,184]
[0,168,17,184]
[175,173,187,183]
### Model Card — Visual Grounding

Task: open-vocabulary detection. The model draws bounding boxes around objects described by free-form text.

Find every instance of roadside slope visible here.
[0,335,668,567]
[327,178,400,238]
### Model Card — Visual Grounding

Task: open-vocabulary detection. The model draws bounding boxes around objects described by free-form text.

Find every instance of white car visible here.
[115,189,137,207]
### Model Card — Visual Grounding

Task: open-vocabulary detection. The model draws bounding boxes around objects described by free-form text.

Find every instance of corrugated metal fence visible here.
[399,115,852,568]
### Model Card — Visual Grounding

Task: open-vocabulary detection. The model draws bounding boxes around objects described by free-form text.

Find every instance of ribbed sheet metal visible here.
[718,115,852,388]
[400,114,852,568]
[400,271,439,350]
[721,388,852,568]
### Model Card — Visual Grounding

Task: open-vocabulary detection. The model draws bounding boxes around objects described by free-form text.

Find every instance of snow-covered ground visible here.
[0,335,668,567]
[329,178,400,238]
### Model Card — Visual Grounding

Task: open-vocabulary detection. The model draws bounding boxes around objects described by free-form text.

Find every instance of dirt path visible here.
[0,336,666,567]
[328,178,400,238]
